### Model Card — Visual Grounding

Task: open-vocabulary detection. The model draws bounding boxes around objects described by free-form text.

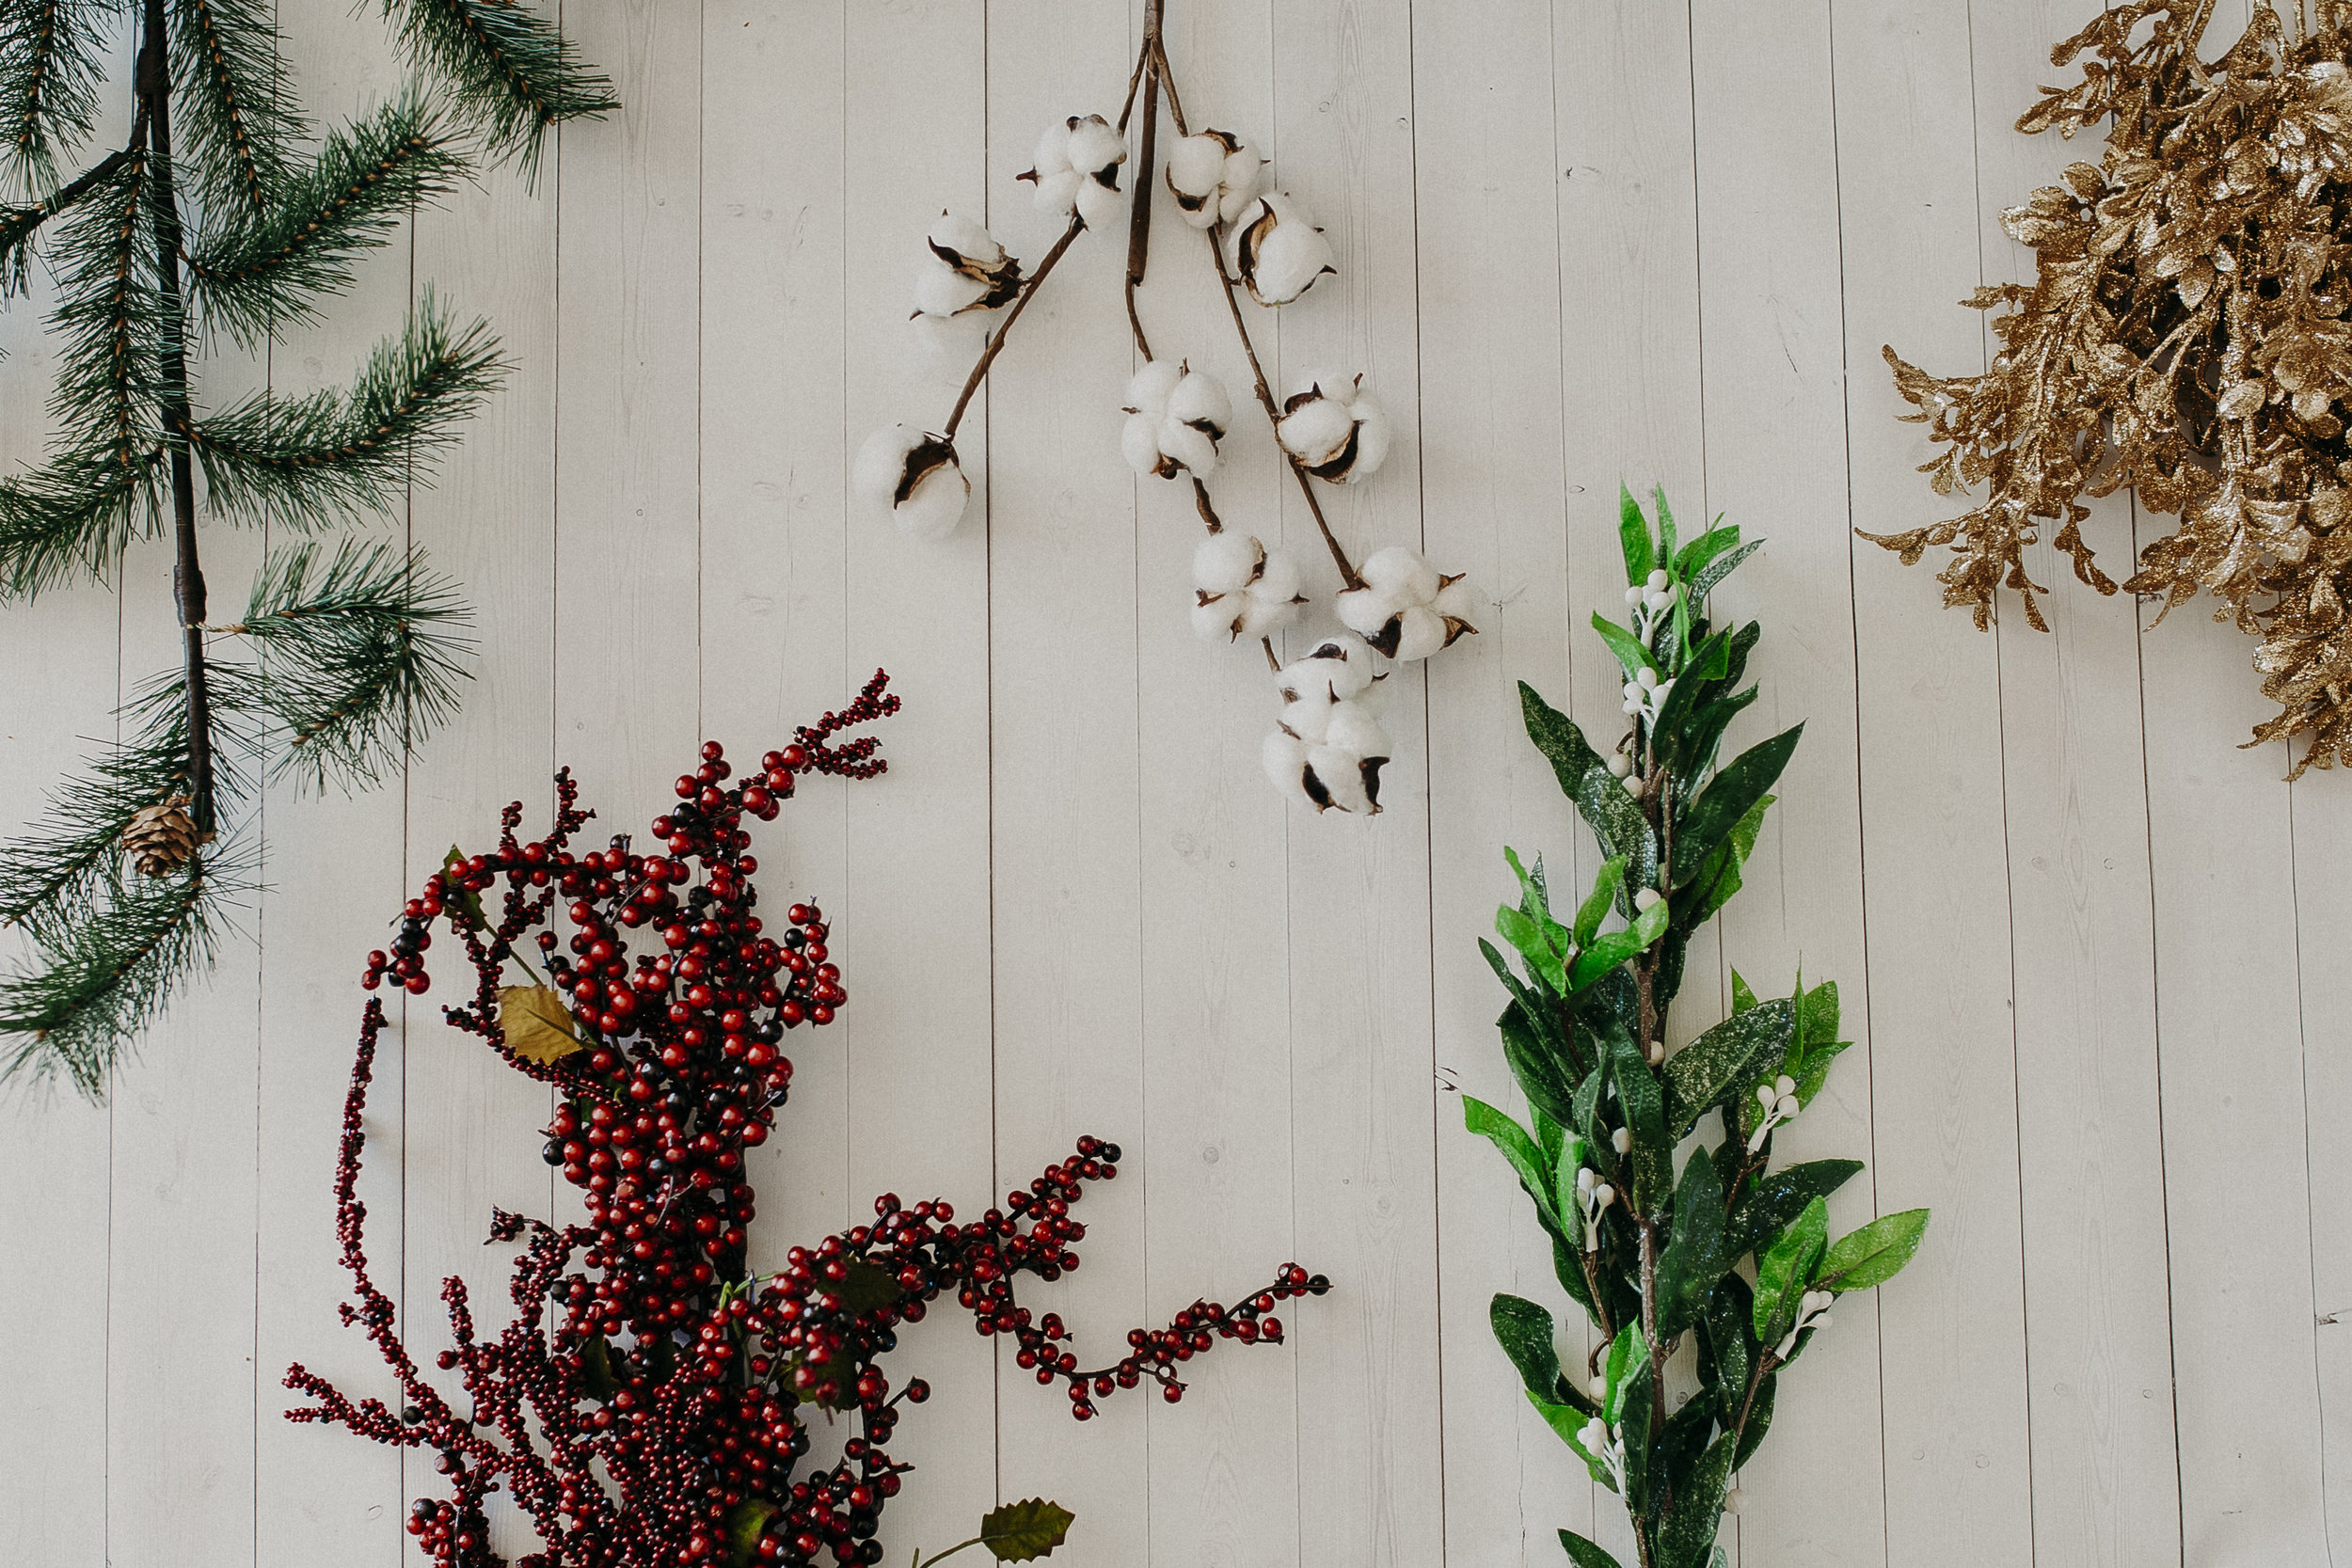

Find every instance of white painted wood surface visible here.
[2,3,2344,1564]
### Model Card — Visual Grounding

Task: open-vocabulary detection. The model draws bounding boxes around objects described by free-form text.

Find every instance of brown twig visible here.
[942,217,1087,440]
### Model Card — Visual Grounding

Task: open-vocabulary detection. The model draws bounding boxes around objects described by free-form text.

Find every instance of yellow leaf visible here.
[500,985,587,1064]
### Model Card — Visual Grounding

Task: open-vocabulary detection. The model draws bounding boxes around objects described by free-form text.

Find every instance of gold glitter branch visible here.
[1869,0,2352,777]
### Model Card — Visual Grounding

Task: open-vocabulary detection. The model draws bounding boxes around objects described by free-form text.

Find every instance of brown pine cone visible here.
[122,796,199,877]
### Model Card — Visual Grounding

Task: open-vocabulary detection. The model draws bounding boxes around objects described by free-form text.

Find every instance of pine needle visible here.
[0,0,119,197]
[167,0,302,215]
[379,0,615,179]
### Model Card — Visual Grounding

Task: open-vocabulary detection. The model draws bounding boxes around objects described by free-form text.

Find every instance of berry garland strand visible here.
[284,671,1327,1568]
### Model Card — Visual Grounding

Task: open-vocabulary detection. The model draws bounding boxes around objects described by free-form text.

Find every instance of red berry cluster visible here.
[285,672,1326,1568]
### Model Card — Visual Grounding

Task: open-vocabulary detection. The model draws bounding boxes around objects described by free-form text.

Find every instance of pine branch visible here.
[240,537,471,791]
[183,89,463,343]
[0,849,240,1095]
[167,0,298,215]
[379,0,615,177]
[184,293,505,526]
[0,0,120,196]
[44,137,159,468]
[0,142,135,296]
[0,439,162,596]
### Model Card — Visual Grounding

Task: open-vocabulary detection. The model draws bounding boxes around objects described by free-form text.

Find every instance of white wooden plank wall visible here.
[3,2,2346,1565]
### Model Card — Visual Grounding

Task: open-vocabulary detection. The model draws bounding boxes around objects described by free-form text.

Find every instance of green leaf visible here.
[723,1498,779,1567]
[1566,896,1670,990]
[1491,1293,1567,1403]
[1533,1394,1618,1490]
[580,1335,619,1402]
[1576,766,1660,911]
[1654,1433,1737,1568]
[1573,856,1629,948]
[1733,1373,1776,1468]
[1661,997,1795,1138]
[1754,1197,1829,1344]
[1648,630,1726,769]
[1724,1159,1866,1259]
[1519,682,1604,800]
[1618,483,1656,585]
[1500,1004,1582,1130]
[1655,1145,1727,1337]
[833,1259,905,1316]
[1688,537,1764,603]
[1675,523,1740,579]
[977,1497,1077,1561]
[1674,684,1760,785]
[441,845,486,930]
[1792,1037,1851,1108]
[1698,1277,1756,1423]
[1497,902,1568,994]
[1466,1096,1560,1229]
[1615,1359,1654,1510]
[1653,484,1678,566]
[1730,970,1759,1014]
[1602,1321,1650,1427]
[1591,612,1655,677]
[1817,1209,1931,1293]
[1673,725,1803,888]
[1612,1037,1671,1212]
[1572,1061,1610,1160]
[1559,1529,1627,1568]
[1797,978,1841,1054]
[1550,1232,1601,1320]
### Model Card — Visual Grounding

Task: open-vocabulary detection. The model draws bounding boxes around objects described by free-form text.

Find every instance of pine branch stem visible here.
[138,0,215,837]
[941,215,1084,442]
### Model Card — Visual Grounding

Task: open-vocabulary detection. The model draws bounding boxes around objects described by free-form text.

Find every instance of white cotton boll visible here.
[1193,531,1263,594]
[928,212,1000,261]
[1390,603,1447,661]
[908,309,989,368]
[1281,634,1377,701]
[1280,693,1335,744]
[1065,115,1127,178]
[1167,134,1227,201]
[1216,147,1268,224]
[1253,548,1302,605]
[1433,575,1477,628]
[1323,700,1391,760]
[1263,730,1314,807]
[1158,420,1220,477]
[1275,396,1356,468]
[1032,120,1073,178]
[1125,358,1184,415]
[1361,545,1439,605]
[1345,392,1392,481]
[1235,593,1299,638]
[895,455,969,541]
[1191,597,1243,642]
[1121,411,1167,476]
[1031,167,1082,216]
[1306,746,1373,814]
[852,424,923,511]
[1335,584,1399,638]
[914,258,992,320]
[851,425,969,542]
[1168,369,1232,434]
[1075,175,1124,230]
[1228,193,1337,306]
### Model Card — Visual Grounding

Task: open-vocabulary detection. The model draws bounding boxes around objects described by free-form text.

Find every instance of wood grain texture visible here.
[5,2,2349,1564]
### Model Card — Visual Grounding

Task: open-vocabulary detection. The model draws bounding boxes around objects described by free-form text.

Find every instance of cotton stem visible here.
[942,216,1086,441]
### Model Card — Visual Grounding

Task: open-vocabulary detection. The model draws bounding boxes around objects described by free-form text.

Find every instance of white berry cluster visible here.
[1745,1072,1802,1152]
[1773,1289,1834,1360]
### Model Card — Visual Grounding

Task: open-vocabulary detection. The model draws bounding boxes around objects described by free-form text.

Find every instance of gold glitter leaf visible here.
[499,985,587,1064]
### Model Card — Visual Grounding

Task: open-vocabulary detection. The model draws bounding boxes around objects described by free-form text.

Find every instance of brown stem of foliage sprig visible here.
[284,671,1327,1568]
[1868,0,2352,777]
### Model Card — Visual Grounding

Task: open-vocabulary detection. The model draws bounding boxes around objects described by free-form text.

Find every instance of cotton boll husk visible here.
[1121,411,1166,476]
[913,261,992,319]
[1065,114,1126,177]
[1124,358,1184,416]
[1323,699,1391,760]
[928,212,1002,263]
[1235,593,1299,638]
[1361,545,1439,605]
[1305,746,1374,814]
[1276,396,1355,467]
[1263,730,1315,807]
[1192,596,1244,642]
[1252,548,1302,604]
[1391,603,1448,661]
[1193,531,1263,594]
[1157,419,1219,476]
[1433,574,1479,624]
[1336,584,1401,638]
[1168,369,1232,434]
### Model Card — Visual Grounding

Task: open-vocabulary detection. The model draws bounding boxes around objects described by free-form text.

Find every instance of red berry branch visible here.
[284,671,1326,1568]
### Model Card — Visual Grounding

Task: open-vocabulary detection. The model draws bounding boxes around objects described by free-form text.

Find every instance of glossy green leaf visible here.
[1574,855,1629,947]
[1615,1359,1654,1510]
[1618,483,1656,585]
[1574,767,1660,912]
[1499,1004,1582,1130]
[1491,1292,1566,1403]
[1817,1209,1931,1293]
[978,1497,1077,1561]
[1675,725,1803,888]
[1675,522,1741,579]
[1531,1394,1616,1489]
[1497,901,1568,994]
[1558,1528,1627,1568]
[1797,978,1840,1053]
[1466,1096,1558,1229]
[1602,1321,1650,1427]
[1732,1372,1776,1469]
[833,1259,905,1316]
[1655,1433,1737,1568]
[723,1499,779,1568]
[1793,1037,1850,1107]
[1730,969,1758,1014]
[1754,1196,1828,1344]
[1591,612,1655,678]
[1661,997,1795,1138]
[1612,1037,1671,1212]
[1653,484,1678,565]
[1571,1061,1609,1163]
[1674,683,1760,784]
[1550,1233,1601,1321]
[1567,896,1670,990]
[1656,1145,1727,1336]
[1689,537,1764,603]
[1520,681,1605,800]
[1724,1159,1865,1259]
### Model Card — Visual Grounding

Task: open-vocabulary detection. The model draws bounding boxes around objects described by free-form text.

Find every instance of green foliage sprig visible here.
[1465,488,1930,1568]
[0,0,610,1094]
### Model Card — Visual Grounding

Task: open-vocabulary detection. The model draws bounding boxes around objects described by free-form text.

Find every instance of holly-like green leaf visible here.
[1519,681,1604,800]
[441,844,485,929]
[1559,1528,1628,1568]
[1724,1159,1865,1259]
[723,1498,780,1567]
[1817,1209,1931,1294]
[1754,1196,1828,1344]
[1618,483,1656,585]
[1567,896,1670,990]
[1491,1293,1568,1403]
[1591,612,1655,677]
[1661,997,1795,1137]
[1466,1096,1559,1230]
[1674,725,1803,888]
[1573,855,1629,948]
[977,1497,1076,1561]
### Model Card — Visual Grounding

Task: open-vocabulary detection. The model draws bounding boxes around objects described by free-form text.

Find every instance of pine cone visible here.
[122,796,200,877]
